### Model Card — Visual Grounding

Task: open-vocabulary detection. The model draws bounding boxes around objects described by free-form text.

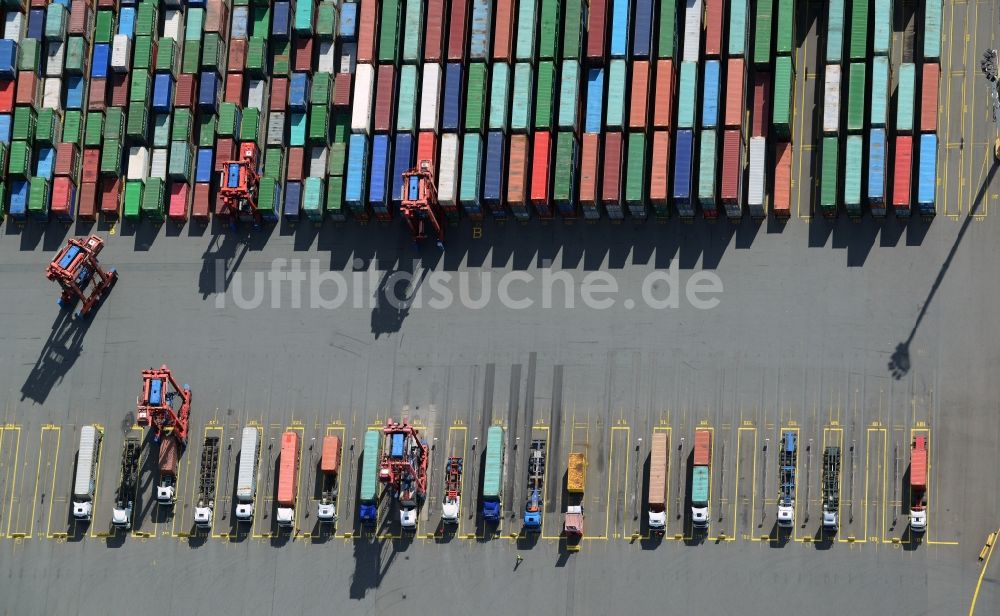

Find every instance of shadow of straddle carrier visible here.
[889,160,999,379]
[20,309,94,405]
[370,263,429,338]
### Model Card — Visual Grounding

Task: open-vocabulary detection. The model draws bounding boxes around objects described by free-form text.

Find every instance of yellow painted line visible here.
[862,424,887,544]
[2,426,23,538]
[20,427,60,539]
[940,0,956,215]
[171,430,195,538]
[44,426,63,538]
[606,425,630,540]
[734,424,756,540]
[969,527,1000,615]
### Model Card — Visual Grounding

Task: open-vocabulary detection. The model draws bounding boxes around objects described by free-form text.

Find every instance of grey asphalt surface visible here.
[1,2,1000,615]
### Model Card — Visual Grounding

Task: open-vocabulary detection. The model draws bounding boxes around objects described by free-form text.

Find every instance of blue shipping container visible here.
[632,0,653,57]
[469,0,492,59]
[0,40,16,78]
[585,68,604,133]
[339,2,358,40]
[442,63,463,131]
[272,1,291,39]
[36,146,55,180]
[917,134,937,213]
[65,76,85,110]
[8,180,28,222]
[231,7,249,39]
[289,73,310,110]
[195,148,214,183]
[92,44,110,78]
[0,114,11,144]
[368,134,391,210]
[198,72,220,111]
[391,133,413,203]
[152,74,174,113]
[118,7,136,38]
[673,129,694,203]
[27,9,45,40]
[483,131,506,215]
[868,128,886,205]
[610,0,631,58]
[284,181,302,220]
[702,60,720,128]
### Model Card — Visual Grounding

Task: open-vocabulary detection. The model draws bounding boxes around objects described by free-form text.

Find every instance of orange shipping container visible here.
[493,0,515,62]
[228,39,247,73]
[893,135,912,209]
[357,0,378,63]
[773,141,792,216]
[270,77,288,112]
[602,132,623,204]
[192,182,211,219]
[920,63,939,133]
[579,133,599,205]
[294,36,313,73]
[720,129,743,203]
[724,58,745,128]
[530,131,551,205]
[416,131,438,171]
[629,61,650,130]
[277,432,300,506]
[15,71,37,107]
[652,60,675,129]
[175,74,197,108]
[78,181,98,221]
[286,147,305,181]
[507,134,529,205]
[705,0,724,56]
[694,429,712,466]
[649,130,670,203]
[224,73,244,106]
[321,435,341,474]
[100,177,121,217]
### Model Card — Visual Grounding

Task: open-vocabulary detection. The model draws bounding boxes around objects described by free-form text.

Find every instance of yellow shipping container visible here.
[567,452,586,493]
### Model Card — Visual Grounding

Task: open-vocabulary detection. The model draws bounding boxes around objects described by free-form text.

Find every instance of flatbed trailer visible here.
[194,435,220,529]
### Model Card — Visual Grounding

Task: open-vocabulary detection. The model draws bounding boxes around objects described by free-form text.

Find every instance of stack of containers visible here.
[483,0,510,220]
[66,0,95,220]
[722,0,748,221]
[120,2,157,222]
[91,0,117,219]
[868,0,892,218]
[842,0,868,218]
[325,0,350,223]
[820,0,845,218]
[622,0,649,220]
[162,2,188,222]
[771,0,794,219]
[45,1,77,222]
[347,0,375,222]
[0,9,15,223]
[747,0,773,220]
[4,4,32,222]
[697,0,723,220]
[647,0,676,220]
[460,0,487,221]
[893,53,917,218]
[673,0,701,220]
[529,0,558,219]
[597,0,622,220]
[554,0,584,219]
[918,0,941,218]
[240,0,274,222]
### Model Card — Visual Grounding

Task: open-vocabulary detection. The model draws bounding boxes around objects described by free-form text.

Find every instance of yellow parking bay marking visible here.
[969,527,1000,615]
[0,425,21,539]
[734,424,756,540]
[44,426,66,538]
[863,423,888,544]
[253,425,286,539]
[12,426,60,538]
[823,424,844,544]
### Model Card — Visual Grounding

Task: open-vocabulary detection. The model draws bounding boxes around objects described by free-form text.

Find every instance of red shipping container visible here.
[175,74,197,108]
[773,141,792,216]
[602,132,622,204]
[447,0,469,61]
[424,0,446,62]
[373,64,396,133]
[694,429,711,466]
[649,130,670,204]
[69,1,93,37]
[357,0,377,63]
[294,36,314,73]
[204,0,229,35]
[82,147,101,183]
[192,182,212,219]
[268,77,287,112]
[529,131,551,208]
[705,0,724,57]
[168,182,190,221]
[720,129,743,203]
[629,61,650,129]
[920,63,939,133]
[78,180,98,221]
[579,133,599,206]
[224,72,244,105]
[30,0,46,7]
[97,0,118,9]
[286,147,305,181]
[750,70,770,138]
[507,134,529,206]
[493,0,515,62]
[55,142,81,177]
[51,177,77,221]
[228,39,247,73]
[652,60,675,129]
[15,71,38,107]
[724,58,745,128]
[893,135,912,210]
[0,79,14,113]
[110,72,129,107]
[332,74,352,107]
[587,0,607,62]
[100,176,121,218]
[88,77,107,111]
[416,131,438,170]
[215,138,236,171]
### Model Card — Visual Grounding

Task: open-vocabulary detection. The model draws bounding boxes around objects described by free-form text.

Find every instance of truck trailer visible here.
[648,432,668,534]
[565,452,586,536]
[442,456,463,524]
[909,435,928,533]
[317,435,341,523]
[777,431,797,528]
[194,435,220,529]
[111,435,140,530]
[359,429,382,526]
[276,431,300,529]
[523,439,546,531]
[156,435,180,506]
[73,425,103,521]
[822,446,841,532]
[482,426,505,523]
[235,426,261,523]
[691,428,711,528]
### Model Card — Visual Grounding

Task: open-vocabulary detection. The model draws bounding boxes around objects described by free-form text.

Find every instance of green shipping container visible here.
[272,40,291,75]
[378,0,400,63]
[36,109,60,145]
[63,110,83,145]
[562,0,584,60]
[329,142,347,176]
[245,38,267,75]
[84,112,105,147]
[843,135,862,213]
[28,177,49,217]
[65,37,87,74]
[692,466,709,504]
[141,177,165,221]
[397,65,419,132]
[826,0,845,62]
[538,0,560,61]
[123,180,144,221]
[173,109,194,143]
[753,0,773,66]
[728,0,747,57]
[135,2,157,37]
[309,105,330,143]
[465,63,487,133]
[198,114,217,147]
[316,3,338,39]
[489,63,511,131]
[294,0,315,34]
[311,73,332,106]
[534,61,556,129]
[775,0,794,55]
[8,141,31,178]
[557,60,579,132]
[218,103,240,136]
[483,426,504,499]
[257,176,279,218]
[895,63,916,133]
[126,102,149,141]
[100,140,122,175]
[677,62,698,129]
[849,0,868,60]
[553,131,577,204]
[606,59,626,129]
[239,108,261,143]
[326,176,345,220]
[104,107,124,142]
[44,4,67,40]
[359,430,382,502]
[18,39,40,72]
[153,115,172,148]
[263,147,284,181]
[459,133,482,206]
[820,137,838,214]
[94,11,114,44]
[625,132,646,204]
[12,107,37,143]
[772,56,794,139]
[133,36,155,71]
[698,130,718,204]
[130,70,151,104]
[511,63,533,132]
[156,39,177,75]
[250,6,271,40]
[847,62,865,132]
[658,0,677,58]
[302,177,324,221]
[870,56,889,127]
[181,41,201,75]
[332,112,350,143]
[515,0,537,61]
[402,0,423,62]
[202,33,224,70]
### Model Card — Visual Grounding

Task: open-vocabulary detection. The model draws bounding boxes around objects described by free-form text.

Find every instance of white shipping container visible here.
[683,0,704,63]
[823,65,841,135]
[46,41,64,77]
[73,426,100,500]
[236,427,260,501]
[339,43,357,74]
[438,134,460,205]
[127,146,151,181]
[163,11,184,42]
[309,147,329,177]
[3,12,22,42]
[246,79,265,110]
[42,78,62,111]
[747,137,767,210]
[111,34,131,72]
[317,40,336,74]
[419,63,442,132]
[351,64,375,134]
[267,112,285,146]
[149,148,169,180]
[231,7,249,40]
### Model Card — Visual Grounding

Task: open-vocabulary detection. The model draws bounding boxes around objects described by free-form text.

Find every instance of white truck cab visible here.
[822,510,838,531]
[111,503,132,529]
[194,505,213,528]
[235,503,254,522]
[317,501,336,522]
[777,504,795,527]
[400,504,418,530]
[910,509,927,532]
[276,507,295,528]
[691,505,709,527]
[648,510,666,531]
[442,498,460,524]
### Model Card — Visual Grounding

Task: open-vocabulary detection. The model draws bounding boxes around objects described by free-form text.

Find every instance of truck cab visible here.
[317,500,336,522]
[157,481,176,505]
[564,505,584,536]
[910,507,927,532]
[111,502,133,530]
[777,502,795,527]
[691,504,709,528]
[194,503,213,528]
[822,508,838,531]
[648,509,666,532]
[236,502,255,522]
[482,499,501,522]
[400,504,417,530]
[276,507,295,527]
[442,498,460,524]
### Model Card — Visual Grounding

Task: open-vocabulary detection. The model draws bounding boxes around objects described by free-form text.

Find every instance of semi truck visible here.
[73,425,103,521]
[691,428,711,528]
[276,431,300,529]
[441,456,463,525]
[235,426,261,523]
[648,432,668,535]
[156,435,180,506]
[317,435,341,523]
[359,429,382,526]
[523,439,546,531]
[193,435,220,529]
[909,435,928,533]
[777,431,797,528]
[564,452,586,536]
[482,426,505,523]
[822,446,841,532]
[111,436,140,530]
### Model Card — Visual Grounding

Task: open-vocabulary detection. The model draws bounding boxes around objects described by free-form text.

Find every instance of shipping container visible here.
[351,64,374,134]
[893,135,912,214]
[402,0,425,63]
[844,134,863,216]
[442,63,463,131]
[657,0,677,59]
[512,63,534,132]
[629,61,649,130]
[682,0,702,63]
[558,60,581,132]
[729,0,748,57]
[873,0,891,55]
[483,427,506,501]
[374,64,397,133]
[847,62,865,133]
[587,0,606,61]
[554,131,579,216]
[751,71,770,137]
[753,0,773,66]
[368,134,392,219]
[379,0,401,63]
[602,132,624,219]
[518,0,539,61]
[924,0,941,60]
[649,130,670,217]
[276,432,300,511]
[624,132,645,218]
[490,63,511,132]
[579,133,601,219]
[535,61,557,130]
[483,131,507,217]
[698,129,718,217]
[397,65,419,132]
[917,134,937,216]
[896,63,916,133]
[723,58,745,128]
[677,61,698,129]
[530,130,552,217]
[633,0,653,58]
[871,56,889,127]
[469,0,492,60]
[775,0,794,55]
[921,62,939,133]
[673,129,694,218]
[653,59,676,129]
[747,136,766,217]
[610,0,629,58]
[850,0,868,60]
[605,60,626,130]
[420,64,442,132]
[705,0,723,56]
[345,133,369,217]
[425,0,445,62]
[868,128,887,216]
[772,56,794,139]
[773,140,792,217]
[507,133,530,219]
[465,62,487,133]
[459,132,484,218]
[720,128,744,218]
[448,0,469,61]
[493,0,515,62]
[438,133,460,212]
[702,60,720,129]
[823,65,842,135]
